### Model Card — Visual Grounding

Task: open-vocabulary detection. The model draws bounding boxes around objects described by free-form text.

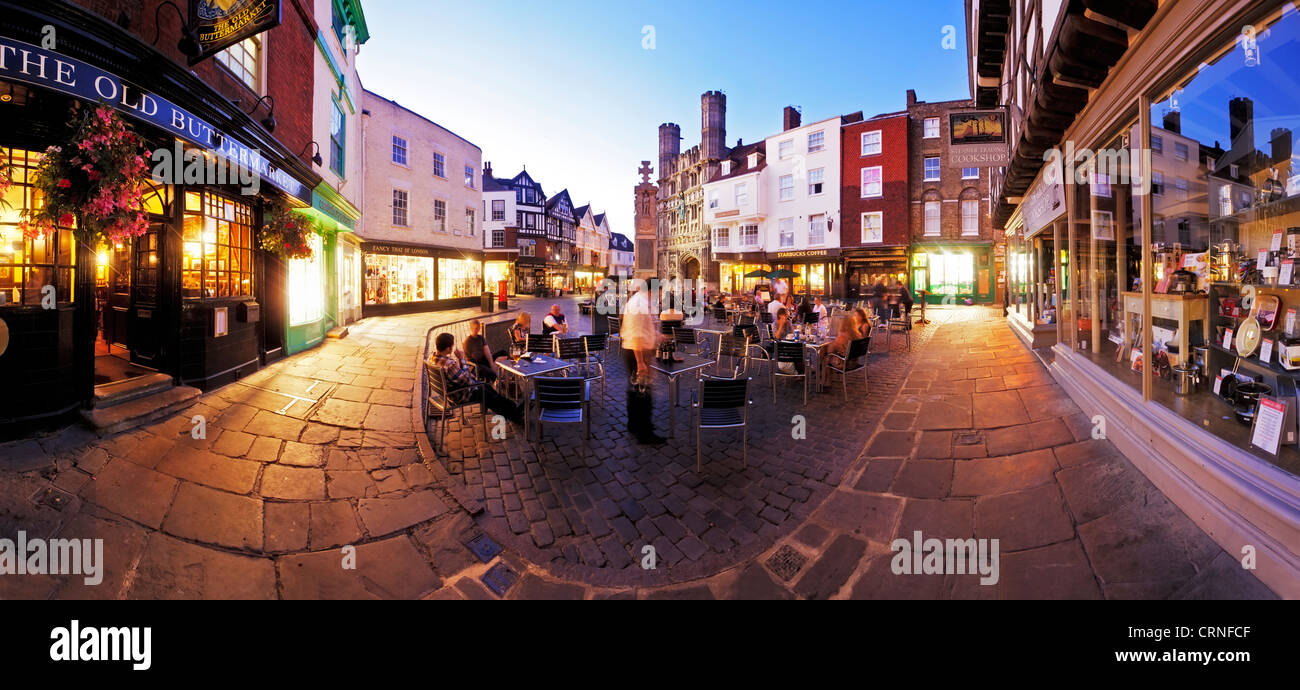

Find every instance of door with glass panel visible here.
[128,221,163,367]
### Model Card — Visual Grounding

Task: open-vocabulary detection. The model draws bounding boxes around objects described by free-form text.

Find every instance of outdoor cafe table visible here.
[783,334,833,392]
[496,353,574,441]
[647,353,715,438]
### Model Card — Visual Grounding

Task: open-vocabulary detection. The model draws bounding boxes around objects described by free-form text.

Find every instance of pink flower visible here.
[57,178,71,188]
[59,212,74,226]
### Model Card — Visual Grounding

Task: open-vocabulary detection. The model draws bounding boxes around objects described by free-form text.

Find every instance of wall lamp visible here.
[238,95,276,133]
[300,141,324,166]
[149,1,202,58]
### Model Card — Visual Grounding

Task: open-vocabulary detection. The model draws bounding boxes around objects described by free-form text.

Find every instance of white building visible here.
[593,212,611,277]
[609,232,635,277]
[359,90,484,313]
[761,114,842,293]
[704,141,768,294]
[481,162,517,296]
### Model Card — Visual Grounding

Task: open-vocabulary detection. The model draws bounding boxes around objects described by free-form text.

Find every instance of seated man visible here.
[430,333,522,423]
[542,304,568,336]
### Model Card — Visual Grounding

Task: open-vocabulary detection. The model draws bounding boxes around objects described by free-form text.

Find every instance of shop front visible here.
[575,266,605,294]
[484,259,514,299]
[361,242,483,316]
[991,0,1300,596]
[0,10,319,428]
[715,252,769,296]
[768,249,844,299]
[516,256,545,295]
[843,246,909,299]
[909,243,995,304]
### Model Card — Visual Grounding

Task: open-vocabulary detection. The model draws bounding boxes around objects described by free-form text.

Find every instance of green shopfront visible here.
[909,242,995,304]
[284,183,360,355]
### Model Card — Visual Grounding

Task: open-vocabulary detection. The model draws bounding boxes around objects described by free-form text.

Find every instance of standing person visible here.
[813,296,828,324]
[542,304,568,336]
[797,296,814,323]
[896,278,914,323]
[429,333,522,423]
[622,281,665,444]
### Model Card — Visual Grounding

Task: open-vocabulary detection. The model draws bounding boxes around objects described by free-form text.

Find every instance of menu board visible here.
[1271,230,1284,251]
[1260,338,1275,364]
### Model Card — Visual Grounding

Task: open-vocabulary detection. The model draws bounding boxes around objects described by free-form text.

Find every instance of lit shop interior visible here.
[361,244,485,315]
[484,259,514,296]
[1011,7,1300,477]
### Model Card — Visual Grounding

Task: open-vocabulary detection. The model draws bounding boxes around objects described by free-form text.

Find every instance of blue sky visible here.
[356,0,972,235]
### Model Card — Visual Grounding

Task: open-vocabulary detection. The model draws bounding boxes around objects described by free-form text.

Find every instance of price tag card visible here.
[1224,328,1234,349]
[1282,260,1295,285]
[1259,248,1270,266]
[1261,338,1275,363]
[1288,308,1297,336]
[1271,230,1284,251]
[1251,397,1287,456]
[1214,375,1223,395]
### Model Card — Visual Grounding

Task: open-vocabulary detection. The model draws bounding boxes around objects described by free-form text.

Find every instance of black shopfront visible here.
[0,3,318,429]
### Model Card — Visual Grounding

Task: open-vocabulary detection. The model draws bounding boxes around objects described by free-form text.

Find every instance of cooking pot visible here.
[1172,363,1199,395]
[1169,269,1197,293]
[1233,381,1272,425]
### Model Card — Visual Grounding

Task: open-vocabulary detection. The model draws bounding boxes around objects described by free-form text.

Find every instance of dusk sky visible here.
[356,0,973,236]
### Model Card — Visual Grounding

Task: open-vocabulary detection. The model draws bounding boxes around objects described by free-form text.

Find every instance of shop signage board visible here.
[0,36,310,202]
[1022,157,1065,238]
[770,249,841,261]
[189,0,282,66]
[361,243,437,258]
[948,109,1009,167]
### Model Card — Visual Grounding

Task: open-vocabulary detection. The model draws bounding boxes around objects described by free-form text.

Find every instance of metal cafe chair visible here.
[772,340,809,406]
[556,335,604,399]
[803,310,821,326]
[737,313,755,326]
[606,315,622,347]
[691,376,753,473]
[709,333,752,379]
[581,333,609,398]
[673,327,704,357]
[424,360,489,453]
[712,304,729,323]
[825,337,871,402]
[528,376,591,458]
[732,323,770,376]
[527,333,556,354]
[888,309,912,351]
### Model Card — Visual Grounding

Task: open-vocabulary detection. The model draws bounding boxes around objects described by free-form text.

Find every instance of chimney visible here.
[1271,128,1292,165]
[1162,110,1181,134]
[1229,96,1255,162]
[783,106,801,131]
[736,138,743,147]
[906,89,918,106]
[483,161,493,179]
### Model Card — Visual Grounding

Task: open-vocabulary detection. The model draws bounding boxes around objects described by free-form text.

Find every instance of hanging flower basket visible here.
[20,104,150,245]
[259,199,317,260]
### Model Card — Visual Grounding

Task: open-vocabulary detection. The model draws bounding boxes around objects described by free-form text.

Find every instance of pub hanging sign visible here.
[189,0,282,66]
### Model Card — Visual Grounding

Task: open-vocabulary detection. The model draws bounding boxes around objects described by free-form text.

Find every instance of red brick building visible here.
[841,111,910,299]
[905,90,998,304]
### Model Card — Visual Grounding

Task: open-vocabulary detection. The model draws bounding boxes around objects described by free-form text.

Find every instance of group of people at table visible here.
[425,282,885,443]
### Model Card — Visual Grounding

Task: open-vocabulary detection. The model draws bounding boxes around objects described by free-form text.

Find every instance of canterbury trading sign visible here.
[0,36,310,202]
[189,0,281,65]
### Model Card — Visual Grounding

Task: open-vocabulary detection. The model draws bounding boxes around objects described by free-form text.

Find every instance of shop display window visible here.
[438,257,483,300]
[182,191,253,299]
[0,147,76,306]
[364,253,433,305]
[1135,3,1300,475]
[484,260,513,295]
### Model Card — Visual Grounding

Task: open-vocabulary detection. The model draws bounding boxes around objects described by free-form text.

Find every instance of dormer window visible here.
[721,161,731,176]
[748,152,759,168]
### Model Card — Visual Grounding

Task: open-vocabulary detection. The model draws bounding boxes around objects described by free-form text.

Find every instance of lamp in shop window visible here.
[149,1,202,59]
[300,141,324,167]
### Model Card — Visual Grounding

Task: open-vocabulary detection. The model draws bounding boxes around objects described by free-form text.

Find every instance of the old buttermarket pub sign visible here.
[189,0,282,65]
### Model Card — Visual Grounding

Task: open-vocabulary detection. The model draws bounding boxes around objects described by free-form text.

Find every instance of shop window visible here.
[288,233,324,325]
[0,148,75,306]
[438,258,483,300]
[181,191,253,299]
[364,253,433,304]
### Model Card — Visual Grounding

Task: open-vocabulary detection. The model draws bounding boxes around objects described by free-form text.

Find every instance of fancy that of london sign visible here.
[189,0,282,65]
[948,109,1010,168]
[0,36,309,202]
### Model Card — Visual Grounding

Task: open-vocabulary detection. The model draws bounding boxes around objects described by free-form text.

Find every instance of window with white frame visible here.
[808,214,826,246]
[924,117,940,138]
[779,218,794,247]
[714,226,729,248]
[807,131,824,153]
[492,229,505,248]
[961,200,979,236]
[779,175,794,201]
[721,160,731,176]
[392,136,408,166]
[1175,142,1189,161]
[861,212,883,243]
[392,189,408,226]
[519,239,536,257]
[861,130,881,155]
[779,140,793,160]
[808,168,824,195]
[433,151,445,177]
[735,182,748,207]
[924,157,940,181]
[465,165,475,188]
[924,201,940,236]
[465,208,475,236]
[216,36,261,91]
[1219,185,1232,215]
[433,199,447,232]
[861,166,882,197]
[708,189,719,209]
[491,199,505,221]
[962,167,979,179]
[742,224,759,246]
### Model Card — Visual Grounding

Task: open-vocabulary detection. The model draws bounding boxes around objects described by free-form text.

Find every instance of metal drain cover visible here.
[30,487,72,512]
[953,431,984,445]
[464,532,502,563]
[481,562,518,597]
[765,545,807,582]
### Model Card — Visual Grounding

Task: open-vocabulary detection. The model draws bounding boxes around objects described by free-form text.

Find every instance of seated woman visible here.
[820,313,864,386]
[765,308,795,355]
[509,312,531,350]
[463,319,497,384]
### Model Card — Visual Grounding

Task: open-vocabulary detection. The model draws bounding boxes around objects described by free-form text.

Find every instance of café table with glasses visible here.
[496,345,576,441]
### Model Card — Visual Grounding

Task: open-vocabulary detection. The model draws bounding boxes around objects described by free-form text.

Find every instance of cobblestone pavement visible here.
[0,296,1277,599]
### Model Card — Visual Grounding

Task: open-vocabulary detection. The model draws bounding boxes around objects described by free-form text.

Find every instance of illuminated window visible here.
[364,253,433,305]
[216,36,261,91]
[0,148,76,306]
[181,190,253,298]
[438,257,483,299]
[288,233,323,325]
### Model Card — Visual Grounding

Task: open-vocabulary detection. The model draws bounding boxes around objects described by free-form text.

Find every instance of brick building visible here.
[841,111,910,298]
[905,89,998,304]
